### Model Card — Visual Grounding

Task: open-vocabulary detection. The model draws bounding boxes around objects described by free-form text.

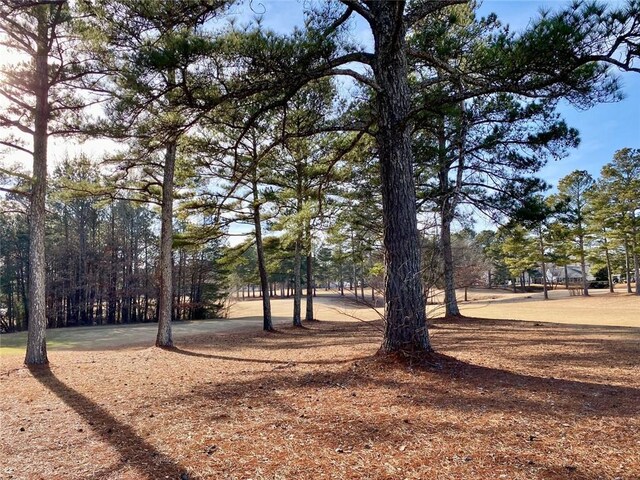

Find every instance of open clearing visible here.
[457,287,640,327]
[1,293,639,479]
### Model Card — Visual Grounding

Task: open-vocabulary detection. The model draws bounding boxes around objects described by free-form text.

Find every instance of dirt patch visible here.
[1,312,639,480]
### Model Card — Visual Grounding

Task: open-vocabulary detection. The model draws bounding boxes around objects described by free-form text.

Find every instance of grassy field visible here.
[1,292,639,479]
[458,287,640,327]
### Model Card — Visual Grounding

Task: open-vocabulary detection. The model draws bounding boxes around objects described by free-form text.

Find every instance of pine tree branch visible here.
[0,140,32,155]
[338,0,374,25]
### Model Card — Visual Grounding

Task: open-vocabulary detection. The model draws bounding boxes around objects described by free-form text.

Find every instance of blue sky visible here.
[240,0,639,189]
[476,1,640,188]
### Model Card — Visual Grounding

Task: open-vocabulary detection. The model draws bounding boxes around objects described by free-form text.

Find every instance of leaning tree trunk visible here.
[371,2,430,353]
[25,11,50,365]
[252,179,273,330]
[156,141,176,347]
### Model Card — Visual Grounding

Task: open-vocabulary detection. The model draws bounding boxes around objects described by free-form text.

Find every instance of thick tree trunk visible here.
[371,2,430,353]
[156,142,176,347]
[25,12,50,365]
[252,180,273,331]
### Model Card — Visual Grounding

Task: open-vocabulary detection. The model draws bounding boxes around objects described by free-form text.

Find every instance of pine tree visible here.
[0,0,90,364]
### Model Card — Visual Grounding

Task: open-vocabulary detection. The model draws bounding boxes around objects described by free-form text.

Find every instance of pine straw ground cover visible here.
[1,314,639,480]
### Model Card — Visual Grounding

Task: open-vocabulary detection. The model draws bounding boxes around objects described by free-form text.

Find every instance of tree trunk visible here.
[579,234,589,296]
[539,230,549,300]
[371,2,430,353]
[350,231,357,297]
[25,11,50,365]
[602,231,614,293]
[156,141,176,347]
[107,206,117,324]
[633,222,640,296]
[441,210,460,316]
[564,264,569,289]
[305,253,314,321]
[252,179,273,331]
[292,236,302,327]
[625,237,632,292]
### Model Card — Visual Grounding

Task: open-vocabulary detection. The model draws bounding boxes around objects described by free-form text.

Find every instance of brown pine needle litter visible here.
[1,301,639,479]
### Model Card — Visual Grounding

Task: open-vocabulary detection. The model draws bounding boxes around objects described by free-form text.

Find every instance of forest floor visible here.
[1,293,639,479]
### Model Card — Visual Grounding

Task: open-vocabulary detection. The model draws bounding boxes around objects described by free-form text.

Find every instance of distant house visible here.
[532,264,594,285]
[556,265,595,284]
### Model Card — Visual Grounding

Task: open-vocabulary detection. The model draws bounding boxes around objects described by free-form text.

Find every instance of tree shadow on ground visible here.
[175,351,640,420]
[432,318,640,374]
[179,320,382,354]
[27,364,188,480]
[167,346,373,366]
[165,348,638,480]
[171,316,640,419]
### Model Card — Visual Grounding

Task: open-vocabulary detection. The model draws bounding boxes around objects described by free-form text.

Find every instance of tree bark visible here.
[624,236,632,293]
[305,253,314,321]
[252,179,273,330]
[371,2,430,353]
[579,234,589,296]
[441,210,460,316]
[632,220,640,296]
[25,9,50,365]
[539,230,549,300]
[292,235,302,326]
[156,141,176,347]
[602,231,614,293]
[305,216,314,321]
